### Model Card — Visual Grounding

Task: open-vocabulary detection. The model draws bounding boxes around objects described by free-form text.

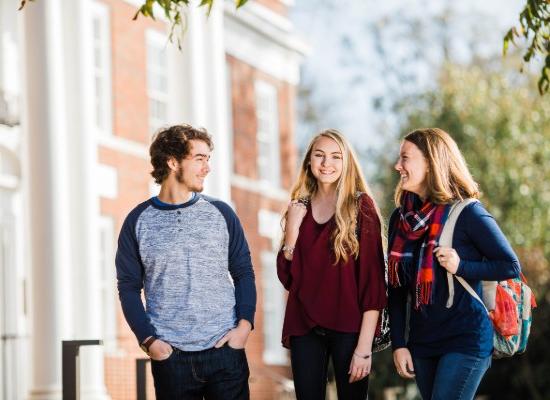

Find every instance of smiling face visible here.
[174,139,211,192]
[309,135,343,187]
[395,140,429,199]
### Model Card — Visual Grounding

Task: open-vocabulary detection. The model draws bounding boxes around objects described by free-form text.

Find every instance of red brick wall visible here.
[227,53,298,398]
[101,0,165,144]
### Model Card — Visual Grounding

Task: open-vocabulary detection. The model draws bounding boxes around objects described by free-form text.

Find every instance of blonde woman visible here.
[277,129,386,400]
[388,128,520,399]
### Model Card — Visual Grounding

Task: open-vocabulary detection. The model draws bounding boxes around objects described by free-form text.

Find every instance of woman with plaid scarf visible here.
[388,128,520,400]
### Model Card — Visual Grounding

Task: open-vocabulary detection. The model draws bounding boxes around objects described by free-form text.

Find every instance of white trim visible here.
[224,1,309,52]
[224,3,308,85]
[225,60,234,176]
[146,28,171,134]
[231,174,288,201]
[149,180,160,197]
[258,208,282,251]
[97,164,118,199]
[121,0,142,7]
[91,1,113,137]
[0,174,18,190]
[260,250,288,366]
[224,1,308,85]
[241,1,293,32]
[0,125,21,151]
[98,216,117,354]
[97,135,149,159]
[254,79,281,187]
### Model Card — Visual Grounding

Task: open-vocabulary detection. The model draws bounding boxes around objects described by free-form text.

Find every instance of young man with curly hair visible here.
[116,124,256,399]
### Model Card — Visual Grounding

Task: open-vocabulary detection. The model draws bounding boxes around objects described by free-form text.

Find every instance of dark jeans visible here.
[413,352,491,400]
[290,327,369,400]
[150,344,250,400]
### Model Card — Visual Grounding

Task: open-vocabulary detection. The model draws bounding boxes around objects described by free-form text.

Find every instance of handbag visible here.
[355,192,391,353]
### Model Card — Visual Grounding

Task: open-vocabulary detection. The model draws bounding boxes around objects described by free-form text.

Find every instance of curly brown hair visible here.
[149,124,214,184]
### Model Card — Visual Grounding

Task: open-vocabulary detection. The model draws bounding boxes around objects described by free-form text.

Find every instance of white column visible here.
[182,1,230,201]
[62,0,109,398]
[186,3,208,126]
[202,1,231,202]
[22,0,73,398]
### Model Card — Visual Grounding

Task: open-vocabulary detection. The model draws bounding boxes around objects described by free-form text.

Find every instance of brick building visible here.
[0,0,306,398]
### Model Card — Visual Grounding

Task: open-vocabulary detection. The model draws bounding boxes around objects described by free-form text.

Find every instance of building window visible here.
[226,60,234,174]
[261,251,288,365]
[99,216,117,353]
[254,80,280,186]
[146,30,169,134]
[91,1,113,135]
[258,208,287,365]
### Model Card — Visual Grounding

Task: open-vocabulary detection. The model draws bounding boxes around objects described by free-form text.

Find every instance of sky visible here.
[289,0,525,163]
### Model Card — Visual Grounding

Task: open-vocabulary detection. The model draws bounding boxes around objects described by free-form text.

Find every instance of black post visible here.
[136,358,150,400]
[62,340,102,400]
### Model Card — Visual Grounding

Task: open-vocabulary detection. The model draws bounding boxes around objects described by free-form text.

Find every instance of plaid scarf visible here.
[388,192,450,308]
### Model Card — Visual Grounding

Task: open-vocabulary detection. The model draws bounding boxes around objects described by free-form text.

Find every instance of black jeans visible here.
[150,344,250,400]
[290,327,369,400]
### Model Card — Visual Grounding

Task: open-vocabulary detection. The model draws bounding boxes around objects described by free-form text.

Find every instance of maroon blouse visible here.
[277,193,387,348]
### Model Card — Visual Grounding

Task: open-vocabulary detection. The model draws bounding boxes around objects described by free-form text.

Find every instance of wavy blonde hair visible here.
[282,129,384,264]
[394,128,480,206]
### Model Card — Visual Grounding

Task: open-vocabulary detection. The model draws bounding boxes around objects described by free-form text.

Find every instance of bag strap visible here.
[439,198,486,311]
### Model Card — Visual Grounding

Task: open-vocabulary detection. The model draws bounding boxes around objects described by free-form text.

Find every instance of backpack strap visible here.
[439,198,481,309]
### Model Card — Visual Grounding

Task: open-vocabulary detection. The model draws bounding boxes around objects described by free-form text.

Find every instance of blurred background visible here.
[0,0,548,399]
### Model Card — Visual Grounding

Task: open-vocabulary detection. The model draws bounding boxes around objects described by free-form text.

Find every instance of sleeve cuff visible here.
[136,325,157,345]
[456,259,466,277]
[237,305,256,330]
[391,343,407,352]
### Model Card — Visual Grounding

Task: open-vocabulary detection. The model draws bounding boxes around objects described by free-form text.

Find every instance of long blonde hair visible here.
[394,128,480,205]
[282,129,384,264]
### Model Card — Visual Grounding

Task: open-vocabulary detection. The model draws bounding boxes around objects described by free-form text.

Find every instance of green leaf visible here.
[145,0,156,20]
[199,0,214,16]
[503,29,515,55]
[235,0,249,8]
[18,0,34,11]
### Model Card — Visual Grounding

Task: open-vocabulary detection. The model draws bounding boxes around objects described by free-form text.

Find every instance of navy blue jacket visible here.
[388,201,520,357]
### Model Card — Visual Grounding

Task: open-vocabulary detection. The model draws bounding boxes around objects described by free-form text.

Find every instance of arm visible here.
[349,310,379,382]
[386,206,415,379]
[356,194,387,313]
[455,202,521,281]
[385,207,409,350]
[348,195,388,382]
[277,201,308,290]
[388,286,408,350]
[212,202,256,349]
[115,212,156,344]
[223,206,256,328]
[276,250,292,290]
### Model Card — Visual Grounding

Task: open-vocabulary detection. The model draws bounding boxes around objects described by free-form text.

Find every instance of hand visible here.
[393,348,415,379]
[214,320,252,349]
[147,339,173,361]
[348,352,372,383]
[286,200,307,234]
[434,246,460,274]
